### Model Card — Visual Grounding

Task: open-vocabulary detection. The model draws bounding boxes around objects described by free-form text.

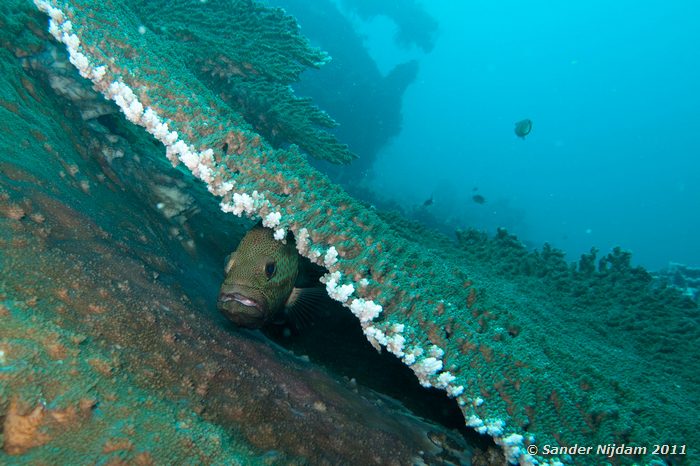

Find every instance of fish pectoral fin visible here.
[285,287,328,330]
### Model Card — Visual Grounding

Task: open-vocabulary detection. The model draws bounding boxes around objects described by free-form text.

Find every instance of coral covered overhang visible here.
[2,0,698,464]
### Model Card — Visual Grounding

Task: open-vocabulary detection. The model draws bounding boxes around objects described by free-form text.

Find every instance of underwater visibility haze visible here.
[367,0,700,271]
[0,0,698,465]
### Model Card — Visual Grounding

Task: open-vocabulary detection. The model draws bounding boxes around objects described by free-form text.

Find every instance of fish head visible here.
[218,225,299,328]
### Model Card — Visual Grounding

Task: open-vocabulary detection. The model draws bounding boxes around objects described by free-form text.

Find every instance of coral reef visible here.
[127,0,356,165]
[0,12,474,462]
[1,0,697,464]
[653,262,700,302]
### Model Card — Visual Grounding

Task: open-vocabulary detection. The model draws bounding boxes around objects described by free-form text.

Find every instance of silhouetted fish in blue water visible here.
[423,195,434,207]
[514,119,532,139]
[472,194,486,204]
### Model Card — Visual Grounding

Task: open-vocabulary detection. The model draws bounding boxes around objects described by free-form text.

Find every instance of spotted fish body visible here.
[218,225,300,328]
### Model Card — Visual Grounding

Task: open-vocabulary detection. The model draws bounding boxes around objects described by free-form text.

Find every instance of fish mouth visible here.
[217,292,267,328]
[219,292,261,309]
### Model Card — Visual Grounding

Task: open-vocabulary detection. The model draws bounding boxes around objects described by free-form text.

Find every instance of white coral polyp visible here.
[295,228,310,255]
[363,325,388,347]
[209,181,234,197]
[68,51,90,76]
[263,211,282,228]
[197,163,212,183]
[447,384,464,397]
[180,149,199,171]
[349,298,381,322]
[402,346,423,365]
[63,32,79,50]
[428,345,444,359]
[485,419,505,437]
[273,228,286,241]
[308,248,321,261]
[466,415,484,428]
[91,65,107,82]
[386,333,405,357]
[323,246,338,268]
[47,5,64,23]
[165,131,178,145]
[231,192,255,216]
[151,121,169,141]
[48,20,61,40]
[435,371,456,388]
[501,434,525,464]
[412,357,443,387]
[141,107,159,127]
[124,99,144,123]
[323,272,354,303]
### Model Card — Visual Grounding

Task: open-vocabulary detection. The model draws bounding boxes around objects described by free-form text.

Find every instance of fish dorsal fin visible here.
[285,287,327,329]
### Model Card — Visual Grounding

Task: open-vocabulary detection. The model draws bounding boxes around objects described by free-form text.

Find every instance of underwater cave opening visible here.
[257,296,495,452]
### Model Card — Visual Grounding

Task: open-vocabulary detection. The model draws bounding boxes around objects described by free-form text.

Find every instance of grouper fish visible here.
[217,224,324,329]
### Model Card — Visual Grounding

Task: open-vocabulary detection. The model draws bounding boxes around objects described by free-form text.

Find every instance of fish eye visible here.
[264,261,276,279]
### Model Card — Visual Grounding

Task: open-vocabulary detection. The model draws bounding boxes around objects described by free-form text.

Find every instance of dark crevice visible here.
[262,300,496,452]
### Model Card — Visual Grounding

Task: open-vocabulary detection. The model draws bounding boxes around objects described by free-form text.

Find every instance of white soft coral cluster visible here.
[428,344,444,359]
[447,383,465,397]
[141,108,168,140]
[321,271,354,303]
[401,344,463,396]
[272,228,286,241]
[361,322,405,356]
[262,211,282,228]
[349,298,381,323]
[491,425,540,465]
[385,323,405,357]
[323,246,338,268]
[295,228,310,255]
[262,211,285,242]
[501,434,526,464]
[294,228,323,261]
[38,2,102,84]
[411,356,443,387]
[108,81,144,124]
[435,371,456,388]
[35,0,241,204]
[221,191,268,217]
[362,325,387,352]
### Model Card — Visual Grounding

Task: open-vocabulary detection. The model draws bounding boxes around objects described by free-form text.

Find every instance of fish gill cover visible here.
[0,0,697,464]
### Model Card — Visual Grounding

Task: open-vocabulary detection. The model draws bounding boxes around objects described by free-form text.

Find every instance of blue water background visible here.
[354,1,700,270]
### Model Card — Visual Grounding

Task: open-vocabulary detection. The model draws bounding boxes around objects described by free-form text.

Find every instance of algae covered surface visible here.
[1,0,699,465]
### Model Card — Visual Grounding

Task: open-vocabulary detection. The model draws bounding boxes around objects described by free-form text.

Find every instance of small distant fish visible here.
[423,195,434,207]
[218,224,325,329]
[472,194,486,204]
[514,119,532,139]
